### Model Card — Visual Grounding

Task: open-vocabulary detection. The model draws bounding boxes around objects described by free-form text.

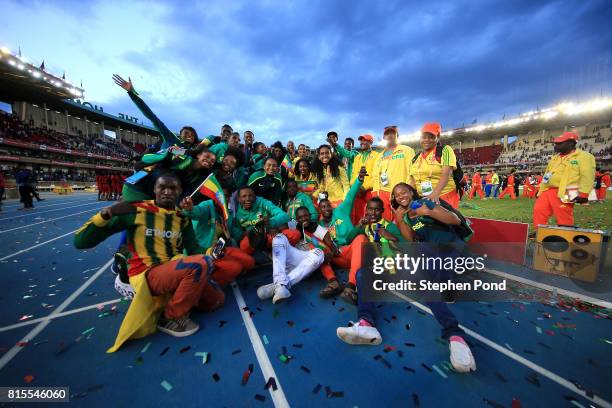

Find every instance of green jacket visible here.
[231,197,289,242]
[284,191,318,222]
[209,142,229,161]
[248,170,284,207]
[252,153,266,171]
[182,200,229,250]
[318,178,362,246]
[335,144,356,180]
[127,89,185,149]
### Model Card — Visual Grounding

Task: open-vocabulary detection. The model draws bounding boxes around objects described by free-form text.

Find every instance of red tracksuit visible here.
[469,173,484,199]
[499,174,516,199]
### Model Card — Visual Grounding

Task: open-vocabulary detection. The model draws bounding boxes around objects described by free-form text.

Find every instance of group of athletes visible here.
[95,173,127,201]
[72,74,602,373]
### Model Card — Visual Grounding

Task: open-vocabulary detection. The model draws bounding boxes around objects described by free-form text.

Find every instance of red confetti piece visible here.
[241,370,251,385]
[24,375,35,383]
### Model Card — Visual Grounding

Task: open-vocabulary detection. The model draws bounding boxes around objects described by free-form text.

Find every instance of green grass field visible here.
[459,195,611,232]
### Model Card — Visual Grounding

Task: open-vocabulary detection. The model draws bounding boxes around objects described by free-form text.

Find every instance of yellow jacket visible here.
[372,145,415,193]
[539,149,596,200]
[338,147,380,190]
[314,166,349,204]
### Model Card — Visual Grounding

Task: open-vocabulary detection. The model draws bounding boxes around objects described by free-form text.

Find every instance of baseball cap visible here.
[421,122,441,136]
[552,131,580,143]
[383,125,398,134]
[358,134,374,143]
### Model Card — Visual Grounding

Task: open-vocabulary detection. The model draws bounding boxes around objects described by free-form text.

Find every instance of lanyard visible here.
[380,146,398,175]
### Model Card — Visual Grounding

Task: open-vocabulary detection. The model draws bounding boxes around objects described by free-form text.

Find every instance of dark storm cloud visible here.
[35,0,610,142]
[146,0,609,138]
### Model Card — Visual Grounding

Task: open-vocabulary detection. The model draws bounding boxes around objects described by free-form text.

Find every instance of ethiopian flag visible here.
[190,174,229,226]
[281,154,294,176]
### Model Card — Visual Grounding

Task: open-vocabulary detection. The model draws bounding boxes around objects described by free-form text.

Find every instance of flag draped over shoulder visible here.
[190,174,229,234]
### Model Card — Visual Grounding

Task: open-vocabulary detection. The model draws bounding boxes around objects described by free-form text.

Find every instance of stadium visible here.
[1,4,611,408]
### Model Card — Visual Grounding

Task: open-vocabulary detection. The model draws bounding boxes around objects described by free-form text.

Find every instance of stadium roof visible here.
[399,97,612,146]
[0,47,159,135]
[59,99,159,134]
[0,47,83,101]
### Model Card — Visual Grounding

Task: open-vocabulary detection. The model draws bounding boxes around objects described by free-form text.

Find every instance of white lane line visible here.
[390,290,612,408]
[231,282,290,408]
[0,206,105,234]
[484,267,612,309]
[0,258,113,371]
[0,298,122,332]
[0,198,93,211]
[0,230,77,261]
[0,201,104,221]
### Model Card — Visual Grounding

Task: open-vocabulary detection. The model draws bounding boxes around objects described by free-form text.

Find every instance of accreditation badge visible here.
[381,172,389,187]
[420,181,433,196]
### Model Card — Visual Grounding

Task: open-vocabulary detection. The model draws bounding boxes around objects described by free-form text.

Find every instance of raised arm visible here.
[112,74,181,148]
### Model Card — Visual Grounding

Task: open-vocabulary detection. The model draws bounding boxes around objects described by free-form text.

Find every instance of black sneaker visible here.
[157,315,199,337]
[340,283,358,305]
[112,252,129,284]
[319,279,343,298]
[442,289,456,304]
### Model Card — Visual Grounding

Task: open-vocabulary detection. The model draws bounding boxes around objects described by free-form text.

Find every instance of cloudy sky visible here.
[2,0,611,145]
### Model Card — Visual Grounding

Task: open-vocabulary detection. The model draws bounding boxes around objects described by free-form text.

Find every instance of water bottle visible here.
[410,200,423,210]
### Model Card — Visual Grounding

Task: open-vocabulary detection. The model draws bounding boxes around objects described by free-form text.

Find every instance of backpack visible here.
[410,198,474,242]
[438,199,474,242]
[412,144,466,197]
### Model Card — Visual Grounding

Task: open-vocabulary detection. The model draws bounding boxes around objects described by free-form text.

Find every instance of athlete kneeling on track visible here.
[74,173,224,351]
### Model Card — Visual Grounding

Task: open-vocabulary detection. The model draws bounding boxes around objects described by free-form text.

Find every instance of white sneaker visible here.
[257,283,276,300]
[449,336,476,372]
[114,275,135,299]
[337,322,382,345]
[272,285,291,304]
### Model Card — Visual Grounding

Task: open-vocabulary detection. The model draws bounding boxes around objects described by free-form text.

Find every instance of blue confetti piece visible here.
[432,364,448,379]
[160,380,173,391]
[141,342,152,353]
